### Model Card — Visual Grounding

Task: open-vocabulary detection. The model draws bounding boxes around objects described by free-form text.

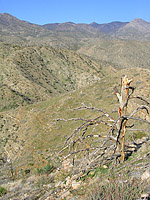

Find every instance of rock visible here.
[72,180,82,190]
[62,159,73,170]
[128,171,142,179]
[141,168,150,181]
[141,193,150,199]
[60,190,70,199]
[46,196,55,200]
[102,165,108,169]
[55,181,64,188]
[65,176,72,187]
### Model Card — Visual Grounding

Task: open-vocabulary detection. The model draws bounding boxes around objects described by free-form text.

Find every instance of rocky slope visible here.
[1,14,150,70]
[114,18,150,40]
[77,39,150,69]
[1,13,150,43]
[1,13,150,199]
[0,68,150,199]
[0,43,108,111]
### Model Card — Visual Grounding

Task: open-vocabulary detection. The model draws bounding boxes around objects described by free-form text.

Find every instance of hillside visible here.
[1,13,150,44]
[0,43,109,111]
[89,21,128,35]
[0,68,150,199]
[0,13,108,47]
[1,67,150,167]
[1,13,150,71]
[114,18,150,40]
[1,13,150,199]
[0,13,52,44]
[77,39,150,69]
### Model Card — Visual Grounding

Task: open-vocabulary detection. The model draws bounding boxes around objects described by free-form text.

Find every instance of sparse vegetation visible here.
[0,13,150,200]
[57,76,150,173]
[86,178,143,200]
[0,186,7,197]
[35,162,55,175]
[0,43,105,111]
[35,175,54,189]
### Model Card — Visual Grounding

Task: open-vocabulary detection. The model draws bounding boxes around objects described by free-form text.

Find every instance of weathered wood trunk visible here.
[116,75,132,162]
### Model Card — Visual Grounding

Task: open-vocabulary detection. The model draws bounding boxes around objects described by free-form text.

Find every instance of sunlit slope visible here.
[0,43,107,111]
[0,67,149,171]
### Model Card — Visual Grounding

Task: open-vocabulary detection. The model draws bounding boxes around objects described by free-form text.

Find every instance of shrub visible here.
[0,186,7,197]
[35,162,55,175]
[35,175,54,189]
[87,178,143,200]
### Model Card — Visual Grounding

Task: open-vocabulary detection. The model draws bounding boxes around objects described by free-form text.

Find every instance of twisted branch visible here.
[56,76,150,172]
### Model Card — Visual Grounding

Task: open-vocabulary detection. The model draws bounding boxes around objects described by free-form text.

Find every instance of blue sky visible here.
[1,0,150,25]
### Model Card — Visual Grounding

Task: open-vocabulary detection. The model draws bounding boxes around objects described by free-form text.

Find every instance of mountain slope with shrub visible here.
[0,67,150,199]
[0,43,108,111]
[1,13,150,70]
[1,13,150,200]
[77,39,150,69]
[114,18,150,40]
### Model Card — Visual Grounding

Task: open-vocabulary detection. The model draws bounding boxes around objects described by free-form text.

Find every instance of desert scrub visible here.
[86,178,143,200]
[0,186,7,197]
[35,161,55,175]
[35,175,54,189]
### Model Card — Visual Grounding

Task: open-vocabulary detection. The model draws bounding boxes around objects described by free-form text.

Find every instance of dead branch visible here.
[128,105,149,117]
[55,117,90,122]
[131,96,150,106]
[72,103,114,121]
[56,76,150,173]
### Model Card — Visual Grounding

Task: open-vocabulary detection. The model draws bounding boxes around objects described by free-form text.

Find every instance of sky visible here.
[1,0,150,25]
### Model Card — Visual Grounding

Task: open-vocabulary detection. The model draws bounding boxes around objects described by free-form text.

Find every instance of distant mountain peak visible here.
[64,22,75,24]
[90,22,98,25]
[128,18,150,28]
[0,13,18,20]
[131,18,147,22]
[1,13,12,16]
[1,13,150,41]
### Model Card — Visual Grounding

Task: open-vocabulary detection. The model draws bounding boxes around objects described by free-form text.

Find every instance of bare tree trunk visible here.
[58,75,149,173]
[120,120,127,161]
[116,75,132,162]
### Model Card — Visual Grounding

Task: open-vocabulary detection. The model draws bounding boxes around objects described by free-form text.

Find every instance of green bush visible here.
[0,186,7,197]
[43,162,55,174]
[35,162,55,175]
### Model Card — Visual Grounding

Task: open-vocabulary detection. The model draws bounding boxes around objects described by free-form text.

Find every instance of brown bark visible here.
[115,75,132,162]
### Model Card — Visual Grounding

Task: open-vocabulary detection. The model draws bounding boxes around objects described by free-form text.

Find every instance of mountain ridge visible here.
[1,13,150,41]
[1,13,150,200]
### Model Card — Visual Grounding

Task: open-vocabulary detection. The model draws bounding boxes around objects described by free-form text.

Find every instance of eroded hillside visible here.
[0,68,150,199]
[0,43,108,111]
[77,39,150,69]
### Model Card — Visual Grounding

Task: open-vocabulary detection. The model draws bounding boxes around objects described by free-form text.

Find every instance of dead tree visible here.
[57,76,150,172]
[115,76,133,162]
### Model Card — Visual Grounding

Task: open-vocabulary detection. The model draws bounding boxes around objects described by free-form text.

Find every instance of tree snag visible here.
[115,75,133,162]
[57,75,150,173]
